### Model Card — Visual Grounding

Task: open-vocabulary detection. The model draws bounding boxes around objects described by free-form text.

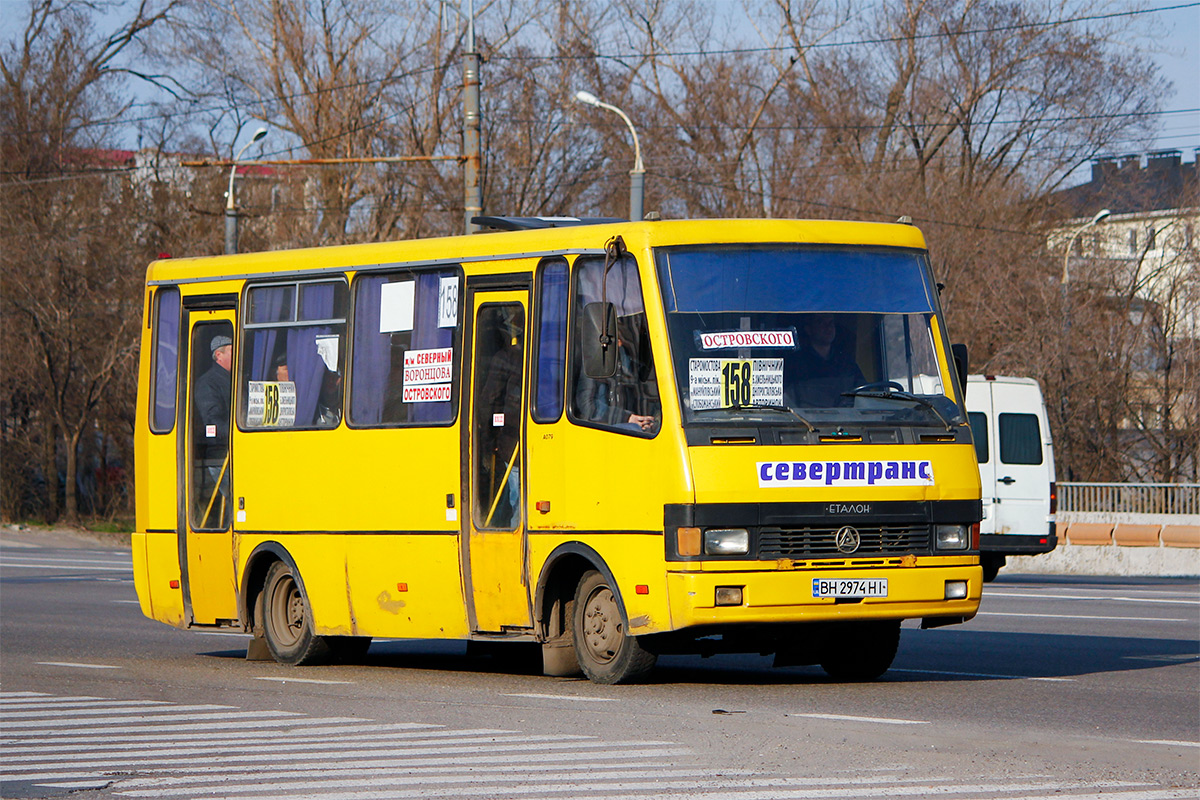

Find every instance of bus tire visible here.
[572,570,656,684]
[981,554,1005,583]
[261,560,331,666]
[818,620,900,681]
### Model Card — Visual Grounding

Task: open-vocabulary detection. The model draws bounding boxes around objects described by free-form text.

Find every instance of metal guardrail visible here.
[1059,482,1200,515]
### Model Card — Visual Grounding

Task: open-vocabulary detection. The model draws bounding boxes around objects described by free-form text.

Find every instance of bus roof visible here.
[145,218,929,285]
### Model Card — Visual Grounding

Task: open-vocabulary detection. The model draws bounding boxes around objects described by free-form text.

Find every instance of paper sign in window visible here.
[246,381,297,427]
[688,358,784,410]
[315,335,339,371]
[696,330,795,350]
[438,276,459,328]
[379,281,415,333]
[402,347,453,403]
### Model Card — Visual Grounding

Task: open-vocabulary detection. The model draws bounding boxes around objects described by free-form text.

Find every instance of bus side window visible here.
[241,279,348,429]
[350,268,461,427]
[532,258,568,422]
[568,255,660,436]
[150,287,180,433]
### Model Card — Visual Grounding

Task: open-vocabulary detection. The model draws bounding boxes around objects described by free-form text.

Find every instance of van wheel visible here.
[981,554,1005,583]
[262,561,331,666]
[572,570,656,684]
[819,620,900,681]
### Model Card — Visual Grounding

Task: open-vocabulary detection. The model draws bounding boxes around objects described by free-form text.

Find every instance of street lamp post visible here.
[574,90,644,221]
[1059,207,1111,479]
[1061,208,1112,288]
[225,127,269,255]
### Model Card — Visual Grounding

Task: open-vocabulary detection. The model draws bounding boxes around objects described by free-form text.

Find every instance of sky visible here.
[1149,3,1200,159]
[1,0,1197,182]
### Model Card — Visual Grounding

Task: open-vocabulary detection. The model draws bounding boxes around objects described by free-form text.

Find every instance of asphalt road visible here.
[2,528,1197,800]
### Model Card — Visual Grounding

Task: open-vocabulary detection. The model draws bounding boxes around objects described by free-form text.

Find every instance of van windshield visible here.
[655,245,963,428]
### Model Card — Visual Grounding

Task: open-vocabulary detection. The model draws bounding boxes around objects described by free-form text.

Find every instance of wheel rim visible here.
[268,573,305,648]
[581,584,623,665]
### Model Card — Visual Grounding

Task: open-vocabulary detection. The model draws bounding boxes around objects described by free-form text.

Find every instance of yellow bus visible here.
[133,217,982,684]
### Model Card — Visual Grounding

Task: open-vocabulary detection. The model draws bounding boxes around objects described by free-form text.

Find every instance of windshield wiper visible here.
[840,387,953,431]
[695,403,815,432]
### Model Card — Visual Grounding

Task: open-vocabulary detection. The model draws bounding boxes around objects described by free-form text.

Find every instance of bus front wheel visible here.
[818,620,900,681]
[981,554,1006,582]
[572,570,656,684]
[262,560,331,666]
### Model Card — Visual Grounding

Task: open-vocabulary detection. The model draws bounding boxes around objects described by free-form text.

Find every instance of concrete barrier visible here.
[1008,514,1200,577]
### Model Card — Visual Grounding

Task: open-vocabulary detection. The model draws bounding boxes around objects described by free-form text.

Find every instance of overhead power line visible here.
[492,3,1200,61]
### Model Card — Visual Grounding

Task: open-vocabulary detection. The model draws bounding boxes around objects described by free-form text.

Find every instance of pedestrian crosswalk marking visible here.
[1,692,1191,800]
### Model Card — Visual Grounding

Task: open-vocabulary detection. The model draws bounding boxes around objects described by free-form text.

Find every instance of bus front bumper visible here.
[664,559,981,629]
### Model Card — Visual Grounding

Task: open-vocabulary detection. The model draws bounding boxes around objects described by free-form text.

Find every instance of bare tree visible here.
[1,0,175,523]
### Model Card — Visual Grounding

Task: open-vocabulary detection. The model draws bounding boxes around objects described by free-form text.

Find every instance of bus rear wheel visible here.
[818,620,900,681]
[262,561,331,666]
[572,570,656,684]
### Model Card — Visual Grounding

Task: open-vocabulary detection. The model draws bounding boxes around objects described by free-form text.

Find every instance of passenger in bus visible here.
[576,318,658,433]
[791,313,865,407]
[481,315,523,527]
[194,335,232,526]
[271,348,341,426]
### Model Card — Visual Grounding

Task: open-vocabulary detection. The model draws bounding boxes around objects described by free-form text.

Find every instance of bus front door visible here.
[181,310,238,625]
[465,292,533,633]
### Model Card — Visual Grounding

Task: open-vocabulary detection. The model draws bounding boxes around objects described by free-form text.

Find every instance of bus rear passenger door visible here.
[182,309,239,625]
[465,291,533,633]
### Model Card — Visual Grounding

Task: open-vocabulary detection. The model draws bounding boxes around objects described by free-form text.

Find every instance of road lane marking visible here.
[0,729,511,753]
[501,693,618,702]
[185,778,1150,800]
[986,591,1199,606]
[786,712,929,725]
[0,555,131,566]
[33,662,119,670]
[1,724,441,748]
[2,738,679,773]
[891,668,1074,682]
[1131,739,1200,748]
[978,611,1189,622]
[8,716,368,737]
[3,710,302,729]
[253,677,352,685]
[3,734,593,763]
[2,704,235,720]
[116,763,757,790]
[0,562,132,571]
[2,748,692,785]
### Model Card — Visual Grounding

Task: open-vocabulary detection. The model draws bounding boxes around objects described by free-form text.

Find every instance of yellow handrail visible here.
[201,454,230,528]
[484,444,520,527]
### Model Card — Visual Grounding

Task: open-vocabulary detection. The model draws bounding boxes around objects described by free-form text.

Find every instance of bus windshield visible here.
[655,244,963,428]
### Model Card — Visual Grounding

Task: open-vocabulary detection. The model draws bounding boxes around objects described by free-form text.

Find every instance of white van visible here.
[965,375,1057,581]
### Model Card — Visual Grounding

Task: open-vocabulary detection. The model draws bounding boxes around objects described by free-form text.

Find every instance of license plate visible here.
[812,578,888,598]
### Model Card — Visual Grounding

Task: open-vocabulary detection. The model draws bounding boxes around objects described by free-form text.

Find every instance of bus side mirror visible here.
[951,343,968,391]
[582,302,618,379]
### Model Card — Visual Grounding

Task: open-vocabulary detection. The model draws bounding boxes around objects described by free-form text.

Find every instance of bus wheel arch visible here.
[240,543,331,666]
[533,544,656,684]
[239,542,296,633]
[533,545,620,678]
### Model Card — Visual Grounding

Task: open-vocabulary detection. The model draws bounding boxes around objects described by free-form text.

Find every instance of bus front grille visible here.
[758,525,931,558]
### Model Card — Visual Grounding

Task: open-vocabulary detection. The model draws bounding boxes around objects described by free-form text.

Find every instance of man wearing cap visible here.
[194,334,232,526]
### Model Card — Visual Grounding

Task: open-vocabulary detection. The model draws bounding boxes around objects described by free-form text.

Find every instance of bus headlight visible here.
[704,528,750,556]
[935,524,969,550]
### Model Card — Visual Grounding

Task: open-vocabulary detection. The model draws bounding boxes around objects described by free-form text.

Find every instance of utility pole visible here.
[462,0,482,235]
